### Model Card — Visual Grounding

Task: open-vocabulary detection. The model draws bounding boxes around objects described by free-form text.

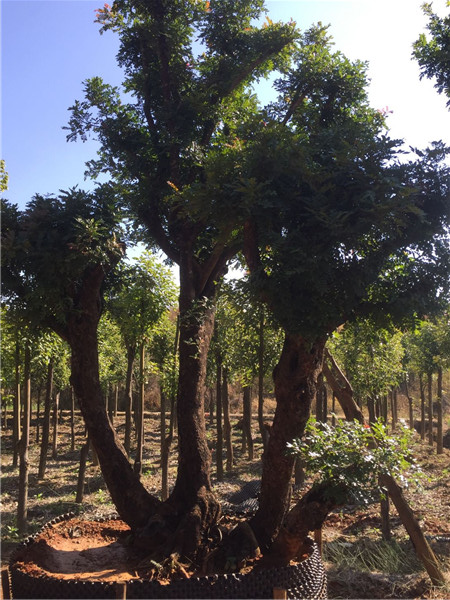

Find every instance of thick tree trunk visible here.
[165,266,220,557]
[17,343,31,535]
[322,350,364,423]
[67,267,160,530]
[266,481,346,566]
[251,333,326,550]
[222,368,233,473]
[38,358,53,480]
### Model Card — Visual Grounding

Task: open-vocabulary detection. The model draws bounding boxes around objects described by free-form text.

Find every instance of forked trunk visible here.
[251,333,326,550]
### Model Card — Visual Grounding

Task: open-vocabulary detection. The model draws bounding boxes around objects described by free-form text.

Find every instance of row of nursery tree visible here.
[1,0,450,576]
[3,271,450,466]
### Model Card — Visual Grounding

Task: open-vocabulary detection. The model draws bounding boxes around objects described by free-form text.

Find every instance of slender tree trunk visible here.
[222,368,233,473]
[70,387,76,451]
[251,333,326,550]
[404,376,414,430]
[315,374,323,422]
[17,343,31,535]
[134,343,145,477]
[51,392,59,459]
[216,361,224,481]
[322,350,364,423]
[391,389,398,430]
[243,385,254,460]
[208,387,214,427]
[427,372,433,446]
[114,384,119,419]
[75,435,90,504]
[258,307,267,451]
[367,396,376,424]
[35,386,42,445]
[381,394,388,424]
[13,339,21,468]
[161,314,179,501]
[38,358,53,480]
[419,374,426,440]
[436,367,443,455]
[124,346,136,457]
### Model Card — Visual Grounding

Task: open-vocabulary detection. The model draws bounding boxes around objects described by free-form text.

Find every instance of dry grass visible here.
[1,407,449,599]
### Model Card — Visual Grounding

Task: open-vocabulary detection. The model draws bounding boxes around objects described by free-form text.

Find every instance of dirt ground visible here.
[1,409,449,599]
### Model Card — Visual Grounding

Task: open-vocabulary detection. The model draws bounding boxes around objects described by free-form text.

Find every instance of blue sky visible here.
[2,0,449,210]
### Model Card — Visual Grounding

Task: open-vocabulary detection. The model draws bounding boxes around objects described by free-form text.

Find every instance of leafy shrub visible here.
[287,418,421,504]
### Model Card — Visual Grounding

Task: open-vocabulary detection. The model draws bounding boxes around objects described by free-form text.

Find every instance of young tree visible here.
[106,253,177,457]
[329,319,405,424]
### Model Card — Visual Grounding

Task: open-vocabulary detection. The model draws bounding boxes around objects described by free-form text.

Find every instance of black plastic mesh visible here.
[9,514,327,600]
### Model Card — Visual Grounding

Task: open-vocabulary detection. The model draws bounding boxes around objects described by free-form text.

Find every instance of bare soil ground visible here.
[1,411,449,599]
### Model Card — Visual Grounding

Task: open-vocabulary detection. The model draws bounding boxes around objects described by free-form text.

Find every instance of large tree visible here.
[65,0,297,555]
[238,24,450,553]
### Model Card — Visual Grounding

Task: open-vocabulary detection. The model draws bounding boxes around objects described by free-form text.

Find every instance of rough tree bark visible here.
[251,333,326,550]
[66,265,160,529]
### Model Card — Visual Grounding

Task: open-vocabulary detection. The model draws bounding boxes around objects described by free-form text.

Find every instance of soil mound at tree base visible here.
[9,516,328,599]
[12,518,138,582]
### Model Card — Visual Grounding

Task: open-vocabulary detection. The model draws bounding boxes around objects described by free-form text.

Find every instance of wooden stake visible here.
[115,581,127,599]
[273,587,287,599]
[380,474,446,586]
[314,527,323,555]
